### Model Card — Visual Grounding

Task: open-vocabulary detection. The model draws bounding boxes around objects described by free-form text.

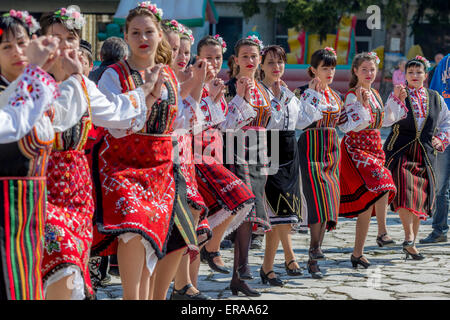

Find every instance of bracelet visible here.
[150,92,158,99]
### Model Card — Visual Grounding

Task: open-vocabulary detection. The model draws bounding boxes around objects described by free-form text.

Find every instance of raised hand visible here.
[143,64,163,94]
[25,35,60,71]
[432,136,444,152]
[393,84,407,103]
[192,59,208,84]
[209,78,225,103]
[151,69,170,100]
[236,77,247,98]
[205,61,216,83]
[356,87,370,107]
[61,49,83,78]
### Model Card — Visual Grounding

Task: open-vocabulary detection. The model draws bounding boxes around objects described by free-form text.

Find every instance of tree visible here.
[280,0,360,42]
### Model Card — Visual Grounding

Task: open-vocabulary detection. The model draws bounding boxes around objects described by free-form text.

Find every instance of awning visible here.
[113,0,218,27]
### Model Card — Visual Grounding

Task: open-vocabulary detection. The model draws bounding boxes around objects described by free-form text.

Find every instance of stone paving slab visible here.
[96,212,450,300]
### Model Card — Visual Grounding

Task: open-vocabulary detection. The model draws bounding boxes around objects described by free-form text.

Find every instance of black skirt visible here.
[265,131,302,225]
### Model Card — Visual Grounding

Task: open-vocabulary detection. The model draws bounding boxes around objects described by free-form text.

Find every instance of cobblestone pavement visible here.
[96,211,450,300]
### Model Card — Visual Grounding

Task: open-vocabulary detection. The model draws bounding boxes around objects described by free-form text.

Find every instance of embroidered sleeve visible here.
[382,92,408,127]
[295,95,323,130]
[88,74,148,131]
[0,65,59,143]
[300,88,325,110]
[172,95,206,135]
[338,92,372,133]
[217,95,256,131]
[199,96,226,128]
[434,96,450,151]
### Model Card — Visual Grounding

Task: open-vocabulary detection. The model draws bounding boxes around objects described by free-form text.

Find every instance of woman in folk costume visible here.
[259,45,322,286]
[0,14,63,300]
[96,2,221,300]
[384,56,450,260]
[170,34,257,299]
[339,52,405,268]
[39,6,162,300]
[223,35,277,297]
[294,48,367,278]
[161,20,219,300]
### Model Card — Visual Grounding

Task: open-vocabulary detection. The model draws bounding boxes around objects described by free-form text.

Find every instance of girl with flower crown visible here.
[96,2,223,300]
[293,48,372,278]
[384,56,450,260]
[0,8,150,299]
[169,34,258,300]
[222,35,279,297]
[37,5,166,299]
[339,52,407,269]
[259,45,325,285]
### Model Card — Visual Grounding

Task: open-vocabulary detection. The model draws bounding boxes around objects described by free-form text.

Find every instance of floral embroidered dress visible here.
[94,61,212,274]
[384,86,450,219]
[194,85,256,240]
[42,74,150,300]
[339,87,406,218]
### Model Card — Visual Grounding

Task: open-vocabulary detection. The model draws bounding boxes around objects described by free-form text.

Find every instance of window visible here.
[275,19,289,53]
[214,17,243,60]
[355,19,372,53]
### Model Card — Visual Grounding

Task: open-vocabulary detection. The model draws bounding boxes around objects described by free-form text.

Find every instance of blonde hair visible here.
[125,6,172,65]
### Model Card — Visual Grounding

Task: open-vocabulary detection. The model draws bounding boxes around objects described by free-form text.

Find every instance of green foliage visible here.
[239,0,260,21]
[279,0,359,42]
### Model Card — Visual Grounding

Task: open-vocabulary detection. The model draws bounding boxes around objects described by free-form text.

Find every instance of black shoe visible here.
[309,247,325,260]
[376,233,396,247]
[419,233,448,244]
[350,254,371,269]
[171,284,211,300]
[260,268,284,286]
[285,260,303,276]
[402,241,425,260]
[237,264,254,280]
[307,260,323,279]
[230,281,261,297]
[200,246,230,274]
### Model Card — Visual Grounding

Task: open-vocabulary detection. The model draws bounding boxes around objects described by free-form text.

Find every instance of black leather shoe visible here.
[419,233,448,244]
[376,233,396,247]
[285,260,303,276]
[171,284,211,300]
[200,246,230,274]
[230,281,261,297]
[350,254,371,269]
[307,260,323,279]
[402,241,425,260]
[237,264,253,280]
[260,268,284,286]
[309,247,325,260]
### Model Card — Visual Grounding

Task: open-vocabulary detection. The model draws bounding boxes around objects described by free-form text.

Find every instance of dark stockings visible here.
[231,221,253,287]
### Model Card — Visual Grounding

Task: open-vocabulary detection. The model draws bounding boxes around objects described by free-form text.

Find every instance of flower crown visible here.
[247,35,264,51]
[413,55,431,69]
[324,47,337,57]
[214,34,227,54]
[368,51,380,64]
[54,6,86,30]
[138,1,163,21]
[3,10,40,34]
[164,19,180,32]
[180,25,194,44]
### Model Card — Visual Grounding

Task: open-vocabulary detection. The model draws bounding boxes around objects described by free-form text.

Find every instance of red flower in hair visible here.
[0,28,3,36]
